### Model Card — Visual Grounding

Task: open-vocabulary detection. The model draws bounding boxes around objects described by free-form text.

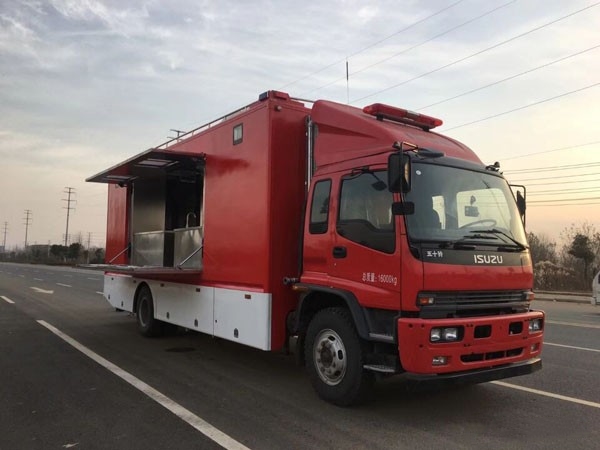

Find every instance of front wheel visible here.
[305,307,374,406]
[136,285,163,337]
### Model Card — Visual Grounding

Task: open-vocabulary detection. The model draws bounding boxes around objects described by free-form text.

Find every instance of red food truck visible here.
[87,90,544,405]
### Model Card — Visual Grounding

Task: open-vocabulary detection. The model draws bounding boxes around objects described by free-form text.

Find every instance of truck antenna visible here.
[346,59,350,104]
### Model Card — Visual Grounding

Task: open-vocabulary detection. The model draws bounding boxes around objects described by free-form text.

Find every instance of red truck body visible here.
[88,90,543,405]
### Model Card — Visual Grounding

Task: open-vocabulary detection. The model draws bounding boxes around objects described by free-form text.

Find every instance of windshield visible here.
[403,162,527,247]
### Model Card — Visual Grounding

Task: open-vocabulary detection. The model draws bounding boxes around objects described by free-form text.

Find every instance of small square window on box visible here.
[233,124,243,145]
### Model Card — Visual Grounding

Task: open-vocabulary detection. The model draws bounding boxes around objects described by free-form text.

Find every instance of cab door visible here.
[302,178,334,285]
[329,170,401,310]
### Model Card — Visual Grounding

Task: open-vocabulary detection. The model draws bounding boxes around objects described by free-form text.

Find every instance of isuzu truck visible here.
[87,90,543,405]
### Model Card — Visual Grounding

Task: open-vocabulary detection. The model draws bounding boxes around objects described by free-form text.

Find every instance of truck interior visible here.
[87,148,205,272]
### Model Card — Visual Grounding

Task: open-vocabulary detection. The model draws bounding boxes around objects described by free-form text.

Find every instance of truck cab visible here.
[295,100,543,405]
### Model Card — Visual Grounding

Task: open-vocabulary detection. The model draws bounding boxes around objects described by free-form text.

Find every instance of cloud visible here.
[48,0,151,37]
[0,0,599,248]
[0,13,40,60]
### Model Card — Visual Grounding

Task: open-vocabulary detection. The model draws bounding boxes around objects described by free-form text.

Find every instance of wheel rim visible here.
[313,328,347,386]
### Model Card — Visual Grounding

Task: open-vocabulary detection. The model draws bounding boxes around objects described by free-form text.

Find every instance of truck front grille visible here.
[419,290,530,319]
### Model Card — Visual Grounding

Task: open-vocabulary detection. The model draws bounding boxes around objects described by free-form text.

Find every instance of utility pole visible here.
[63,187,76,247]
[23,210,32,249]
[1,221,7,253]
[86,232,92,263]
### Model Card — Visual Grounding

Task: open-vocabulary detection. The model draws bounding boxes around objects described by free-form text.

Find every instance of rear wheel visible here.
[136,286,163,337]
[305,307,374,406]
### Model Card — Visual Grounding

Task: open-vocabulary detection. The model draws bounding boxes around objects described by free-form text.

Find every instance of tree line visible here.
[529,222,599,292]
[1,223,597,292]
[1,243,105,265]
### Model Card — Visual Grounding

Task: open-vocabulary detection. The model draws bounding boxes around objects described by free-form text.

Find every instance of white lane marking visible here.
[31,287,54,294]
[95,291,104,295]
[56,283,72,288]
[491,381,600,409]
[1,296,15,304]
[544,342,600,353]
[34,278,44,281]
[37,320,251,450]
[547,320,600,329]
[19,275,25,278]
[88,277,100,281]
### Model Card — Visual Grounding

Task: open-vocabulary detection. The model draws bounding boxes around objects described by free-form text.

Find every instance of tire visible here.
[136,286,163,337]
[305,307,374,406]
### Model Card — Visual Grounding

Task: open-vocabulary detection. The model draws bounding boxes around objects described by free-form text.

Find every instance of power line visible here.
[528,186,600,195]
[524,185,600,202]
[352,2,600,103]
[278,0,467,91]
[529,196,600,203]
[510,177,600,187]
[63,187,76,247]
[504,161,600,174]
[528,193,600,202]
[501,141,600,161]
[301,0,517,96]
[509,171,600,183]
[528,201,600,207]
[443,82,600,132]
[417,43,600,110]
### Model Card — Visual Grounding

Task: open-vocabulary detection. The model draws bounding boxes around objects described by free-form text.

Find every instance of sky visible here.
[1,0,599,251]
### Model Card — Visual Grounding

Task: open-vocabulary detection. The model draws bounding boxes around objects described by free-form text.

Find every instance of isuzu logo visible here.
[473,254,503,264]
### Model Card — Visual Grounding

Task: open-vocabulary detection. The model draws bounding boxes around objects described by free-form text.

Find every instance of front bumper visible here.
[405,357,541,390]
[397,310,544,375]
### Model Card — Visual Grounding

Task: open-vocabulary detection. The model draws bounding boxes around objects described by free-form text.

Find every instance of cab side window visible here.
[309,180,331,234]
[337,171,395,253]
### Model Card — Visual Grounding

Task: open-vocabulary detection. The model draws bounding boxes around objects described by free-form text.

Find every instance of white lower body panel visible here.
[103,275,272,350]
[104,273,137,312]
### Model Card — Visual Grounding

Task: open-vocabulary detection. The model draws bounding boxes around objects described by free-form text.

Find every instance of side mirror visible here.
[388,152,411,193]
[516,190,526,224]
[516,191,525,216]
[510,184,526,226]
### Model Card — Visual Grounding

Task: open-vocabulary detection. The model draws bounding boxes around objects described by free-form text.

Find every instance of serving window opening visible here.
[87,149,206,271]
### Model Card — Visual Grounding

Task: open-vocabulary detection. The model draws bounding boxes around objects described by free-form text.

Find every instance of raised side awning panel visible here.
[86,148,206,184]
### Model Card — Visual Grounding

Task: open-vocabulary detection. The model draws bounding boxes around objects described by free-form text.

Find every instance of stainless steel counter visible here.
[174,226,203,269]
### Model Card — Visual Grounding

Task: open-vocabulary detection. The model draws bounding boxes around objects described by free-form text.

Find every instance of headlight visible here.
[529,318,543,333]
[442,327,459,341]
[430,327,462,343]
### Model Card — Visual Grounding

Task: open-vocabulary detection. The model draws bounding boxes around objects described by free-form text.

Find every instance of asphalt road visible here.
[1,262,599,449]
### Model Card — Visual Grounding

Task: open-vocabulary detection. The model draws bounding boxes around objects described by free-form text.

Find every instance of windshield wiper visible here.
[416,231,526,251]
[439,241,475,250]
[469,229,528,251]
[437,235,496,249]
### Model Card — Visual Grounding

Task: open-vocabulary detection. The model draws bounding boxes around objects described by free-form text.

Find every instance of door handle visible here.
[333,246,347,258]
